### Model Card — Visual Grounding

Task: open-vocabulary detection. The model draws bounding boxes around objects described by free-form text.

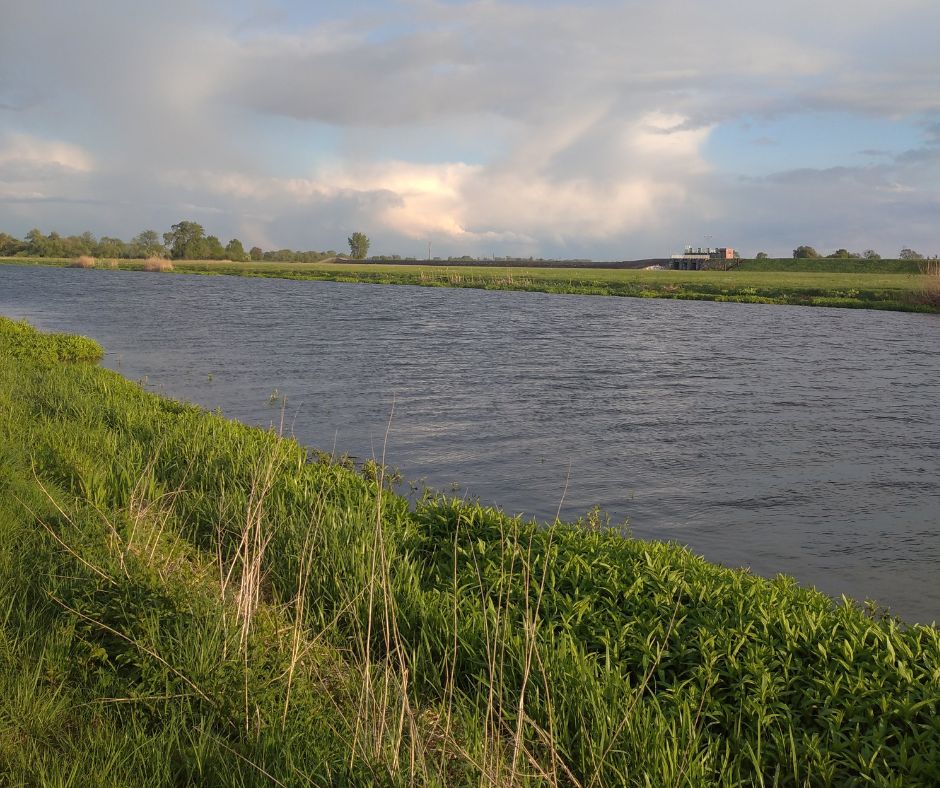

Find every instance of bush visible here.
[69,255,96,269]
[793,245,820,259]
[142,257,173,272]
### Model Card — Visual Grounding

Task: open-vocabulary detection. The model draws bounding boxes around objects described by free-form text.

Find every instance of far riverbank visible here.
[3,256,938,313]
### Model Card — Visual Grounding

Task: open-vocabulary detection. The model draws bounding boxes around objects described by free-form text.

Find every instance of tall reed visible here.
[142,256,173,272]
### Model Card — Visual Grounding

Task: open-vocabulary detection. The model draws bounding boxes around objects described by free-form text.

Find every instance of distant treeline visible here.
[786,245,936,261]
[0,221,337,263]
[368,256,665,269]
[736,258,925,274]
[2,221,936,270]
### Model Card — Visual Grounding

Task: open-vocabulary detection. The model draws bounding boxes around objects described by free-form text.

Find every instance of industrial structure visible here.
[670,246,735,270]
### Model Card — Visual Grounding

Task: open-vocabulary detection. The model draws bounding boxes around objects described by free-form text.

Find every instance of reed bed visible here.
[917,261,940,308]
[1,317,938,785]
[69,255,96,268]
[142,256,174,272]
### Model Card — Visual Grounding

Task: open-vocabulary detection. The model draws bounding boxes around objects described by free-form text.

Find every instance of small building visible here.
[670,246,735,270]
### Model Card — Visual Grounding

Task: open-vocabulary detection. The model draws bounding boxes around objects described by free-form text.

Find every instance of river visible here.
[3,264,938,623]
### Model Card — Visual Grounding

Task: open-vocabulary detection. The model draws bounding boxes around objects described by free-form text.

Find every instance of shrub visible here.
[793,245,820,259]
[69,255,96,268]
[142,257,173,272]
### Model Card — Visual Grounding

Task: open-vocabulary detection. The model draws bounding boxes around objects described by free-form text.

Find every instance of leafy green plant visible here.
[0,316,103,364]
[2,318,939,785]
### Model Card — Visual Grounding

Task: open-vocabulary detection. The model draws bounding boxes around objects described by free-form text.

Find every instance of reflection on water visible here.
[2,265,939,623]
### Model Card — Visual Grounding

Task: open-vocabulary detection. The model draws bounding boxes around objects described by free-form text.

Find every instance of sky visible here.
[1,0,939,259]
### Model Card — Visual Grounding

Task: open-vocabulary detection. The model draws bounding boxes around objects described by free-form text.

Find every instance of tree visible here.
[755,251,769,260]
[826,248,859,259]
[265,249,298,262]
[225,238,248,262]
[25,228,50,256]
[96,236,127,259]
[0,232,23,256]
[793,245,820,259]
[204,235,226,260]
[899,248,924,261]
[862,249,881,261]
[45,232,66,258]
[132,230,165,258]
[163,221,207,259]
[77,231,97,255]
[249,246,263,261]
[348,232,370,260]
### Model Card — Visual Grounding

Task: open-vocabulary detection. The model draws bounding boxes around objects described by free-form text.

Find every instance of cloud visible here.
[720,146,940,255]
[167,108,713,253]
[1,0,939,257]
[0,134,96,209]
[0,134,93,176]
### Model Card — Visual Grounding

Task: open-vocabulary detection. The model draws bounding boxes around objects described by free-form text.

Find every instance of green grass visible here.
[4,256,939,313]
[2,317,940,785]
[0,315,104,364]
[735,259,923,274]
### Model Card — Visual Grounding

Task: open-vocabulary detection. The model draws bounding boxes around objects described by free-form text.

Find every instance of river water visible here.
[2,265,938,623]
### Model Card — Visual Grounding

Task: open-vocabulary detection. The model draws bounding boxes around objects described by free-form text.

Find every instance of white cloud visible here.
[1,1,939,256]
[167,107,714,252]
[0,133,93,175]
[0,134,95,209]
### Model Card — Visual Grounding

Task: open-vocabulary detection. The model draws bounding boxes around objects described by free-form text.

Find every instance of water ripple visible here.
[2,266,939,622]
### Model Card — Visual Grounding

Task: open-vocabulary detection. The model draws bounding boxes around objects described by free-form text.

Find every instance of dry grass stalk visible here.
[70,255,96,268]
[220,451,280,654]
[918,260,940,307]
[347,402,445,783]
[213,440,292,733]
[142,256,173,272]
[282,493,328,725]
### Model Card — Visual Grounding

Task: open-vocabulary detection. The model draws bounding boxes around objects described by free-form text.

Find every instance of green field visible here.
[735,258,925,274]
[4,256,939,313]
[2,315,939,785]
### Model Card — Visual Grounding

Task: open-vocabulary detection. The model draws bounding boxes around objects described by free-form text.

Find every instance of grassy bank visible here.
[2,316,940,785]
[4,256,938,313]
[734,259,924,274]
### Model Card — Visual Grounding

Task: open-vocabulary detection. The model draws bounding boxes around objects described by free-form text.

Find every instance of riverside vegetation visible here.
[2,316,940,785]
[3,256,939,314]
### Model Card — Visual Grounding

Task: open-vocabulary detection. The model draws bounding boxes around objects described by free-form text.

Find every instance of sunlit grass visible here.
[2,317,939,784]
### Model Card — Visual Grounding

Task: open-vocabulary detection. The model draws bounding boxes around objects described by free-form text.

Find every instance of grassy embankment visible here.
[2,315,940,785]
[4,256,939,313]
